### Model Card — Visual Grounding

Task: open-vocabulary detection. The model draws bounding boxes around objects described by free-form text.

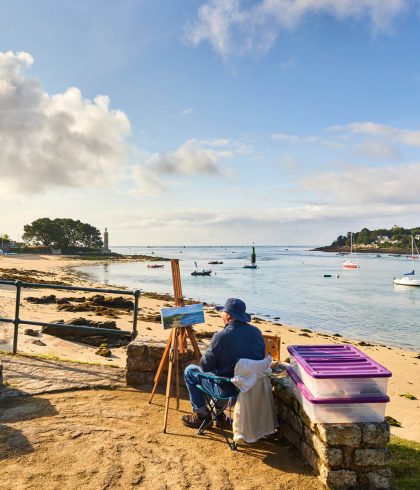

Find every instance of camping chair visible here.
[195,372,238,451]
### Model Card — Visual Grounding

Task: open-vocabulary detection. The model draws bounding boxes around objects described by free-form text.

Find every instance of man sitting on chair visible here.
[182,298,265,428]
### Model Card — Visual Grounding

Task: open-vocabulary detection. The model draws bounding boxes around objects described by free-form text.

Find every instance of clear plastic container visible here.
[288,368,389,423]
[288,345,391,399]
[290,356,389,398]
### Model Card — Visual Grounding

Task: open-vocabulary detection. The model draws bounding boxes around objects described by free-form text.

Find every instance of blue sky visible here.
[1,0,420,245]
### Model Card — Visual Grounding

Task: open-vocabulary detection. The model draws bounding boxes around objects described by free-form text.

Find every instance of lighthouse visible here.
[103,228,111,253]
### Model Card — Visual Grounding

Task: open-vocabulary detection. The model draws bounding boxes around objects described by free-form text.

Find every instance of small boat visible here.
[342,233,360,269]
[147,264,164,268]
[376,254,381,258]
[393,236,420,286]
[243,264,258,269]
[191,270,212,276]
[208,261,223,264]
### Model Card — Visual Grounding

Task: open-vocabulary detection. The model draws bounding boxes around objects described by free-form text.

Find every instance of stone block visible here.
[283,424,300,449]
[287,409,303,435]
[367,469,391,489]
[301,441,319,473]
[126,371,147,387]
[278,404,288,423]
[362,422,390,447]
[297,403,317,431]
[354,448,390,468]
[303,425,343,469]
[317,424,362,447]
[320,468,357,490]
[342,447,355,468]
[271,377,294,407]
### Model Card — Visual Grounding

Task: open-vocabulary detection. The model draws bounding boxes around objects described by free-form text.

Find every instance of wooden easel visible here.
[148,259,202,432]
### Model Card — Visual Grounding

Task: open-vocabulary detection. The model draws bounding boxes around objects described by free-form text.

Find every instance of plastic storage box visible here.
[288,344,391,398]
[287,367,389,423]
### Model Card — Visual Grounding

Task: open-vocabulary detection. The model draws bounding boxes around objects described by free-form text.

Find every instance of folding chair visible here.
[195,372,238,451]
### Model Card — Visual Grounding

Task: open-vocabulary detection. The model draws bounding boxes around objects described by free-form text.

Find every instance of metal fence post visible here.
[132,289,141,339]
[12,280,22,354]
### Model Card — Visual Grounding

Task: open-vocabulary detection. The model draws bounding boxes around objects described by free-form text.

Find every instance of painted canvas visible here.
[161,303,205,330]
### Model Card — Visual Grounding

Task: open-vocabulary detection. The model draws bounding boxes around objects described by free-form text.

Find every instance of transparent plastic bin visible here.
[287,368,389,423]
[290,356,389,398]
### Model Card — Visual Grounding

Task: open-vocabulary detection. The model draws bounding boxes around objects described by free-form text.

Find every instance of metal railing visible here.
[0,280,140,354]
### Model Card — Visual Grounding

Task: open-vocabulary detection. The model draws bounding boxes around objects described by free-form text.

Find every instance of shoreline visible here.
[0,254,419,443]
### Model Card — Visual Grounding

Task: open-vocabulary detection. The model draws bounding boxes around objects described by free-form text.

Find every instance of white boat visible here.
[342,233,360,269]
[393,236,420,286]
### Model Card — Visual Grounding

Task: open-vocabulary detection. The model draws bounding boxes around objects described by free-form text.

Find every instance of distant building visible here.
[103,228,111,253]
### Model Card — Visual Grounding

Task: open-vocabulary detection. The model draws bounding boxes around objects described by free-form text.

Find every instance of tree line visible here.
[22,218,103,250]
[331,226,420,248]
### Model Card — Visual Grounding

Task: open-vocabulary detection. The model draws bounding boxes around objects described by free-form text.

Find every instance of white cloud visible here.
[180,107,193,115]
[356,140,399,160]
[131,138,240,195]
[185,0,407,57]
[335,121,420,148]
[272,132,319,143]
[0,50,131,194]
[299,162,420,205]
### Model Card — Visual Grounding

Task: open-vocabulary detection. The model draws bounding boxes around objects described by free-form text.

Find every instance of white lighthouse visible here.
[103,228,111,253]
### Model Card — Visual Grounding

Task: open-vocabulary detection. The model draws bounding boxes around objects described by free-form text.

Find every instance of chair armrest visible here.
[196,372,232,383]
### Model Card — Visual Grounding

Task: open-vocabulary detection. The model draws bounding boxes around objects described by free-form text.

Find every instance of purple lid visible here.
[287,367,390,404]
[287,344,392,379]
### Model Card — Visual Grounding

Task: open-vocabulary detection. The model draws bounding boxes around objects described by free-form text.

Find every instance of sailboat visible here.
[393,236,420,286]
[342,233,360,269]
[243,244,258,269]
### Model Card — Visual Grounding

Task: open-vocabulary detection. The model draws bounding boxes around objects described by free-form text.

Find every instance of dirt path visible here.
[0,357,322,490]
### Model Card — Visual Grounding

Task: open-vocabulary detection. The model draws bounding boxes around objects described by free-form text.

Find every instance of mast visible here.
[251,243,256,264]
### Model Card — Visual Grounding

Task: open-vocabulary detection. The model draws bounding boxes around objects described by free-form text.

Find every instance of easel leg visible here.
[175,333,180,410]
[149,330,173,404]
[163,328,178,433]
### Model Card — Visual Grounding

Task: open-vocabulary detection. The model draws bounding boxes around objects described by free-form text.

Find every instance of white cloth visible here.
[231,355,272,393]
[231,356,278,443]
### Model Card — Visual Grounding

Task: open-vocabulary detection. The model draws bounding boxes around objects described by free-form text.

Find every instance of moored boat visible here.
[393,236,420,286]
[191,269,212,276]
[342,233,360,269]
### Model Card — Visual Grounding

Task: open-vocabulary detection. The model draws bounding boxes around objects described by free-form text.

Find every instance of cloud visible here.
[0,50,131,194]
[180,107,193,116]
[185,0,407,57]
[299,162,420,205]
[272,132,319,143]
[131,138,239,195]
[356,140,400,160]
[334,121,420,148]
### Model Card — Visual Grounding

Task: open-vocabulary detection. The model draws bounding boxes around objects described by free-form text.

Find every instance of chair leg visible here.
[198,394,237,450]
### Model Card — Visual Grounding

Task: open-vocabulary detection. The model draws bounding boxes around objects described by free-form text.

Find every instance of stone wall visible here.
[126,339,196,387]
[271,376,391,490]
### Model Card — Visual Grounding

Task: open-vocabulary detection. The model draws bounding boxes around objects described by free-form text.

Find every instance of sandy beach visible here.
[0,254,419,442]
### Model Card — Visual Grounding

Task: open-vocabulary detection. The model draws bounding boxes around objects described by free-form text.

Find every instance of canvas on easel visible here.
[148,259,203,432]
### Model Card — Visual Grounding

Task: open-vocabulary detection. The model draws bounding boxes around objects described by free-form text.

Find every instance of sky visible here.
[1,0,420,246]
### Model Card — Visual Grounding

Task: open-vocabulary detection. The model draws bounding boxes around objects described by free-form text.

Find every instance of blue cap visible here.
[215,298,251,323]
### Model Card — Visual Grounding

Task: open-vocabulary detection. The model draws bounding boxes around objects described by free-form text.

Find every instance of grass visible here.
[390,436,420,489]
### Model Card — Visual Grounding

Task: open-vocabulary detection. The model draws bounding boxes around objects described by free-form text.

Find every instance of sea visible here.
[75,246,420,351]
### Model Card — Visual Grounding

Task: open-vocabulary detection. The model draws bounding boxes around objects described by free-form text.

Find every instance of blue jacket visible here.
[200,320,265,377]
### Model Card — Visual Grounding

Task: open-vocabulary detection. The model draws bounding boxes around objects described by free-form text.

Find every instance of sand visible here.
[0,254,419,442]
[0,388,323,490]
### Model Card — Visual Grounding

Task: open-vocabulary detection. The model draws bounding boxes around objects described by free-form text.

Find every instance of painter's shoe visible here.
[182,412,211,429]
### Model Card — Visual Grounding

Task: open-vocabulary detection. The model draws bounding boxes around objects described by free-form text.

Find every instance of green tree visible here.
[22,218,103,249]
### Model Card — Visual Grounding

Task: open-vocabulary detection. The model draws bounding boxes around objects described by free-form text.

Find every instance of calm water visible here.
[76,246,420,350]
